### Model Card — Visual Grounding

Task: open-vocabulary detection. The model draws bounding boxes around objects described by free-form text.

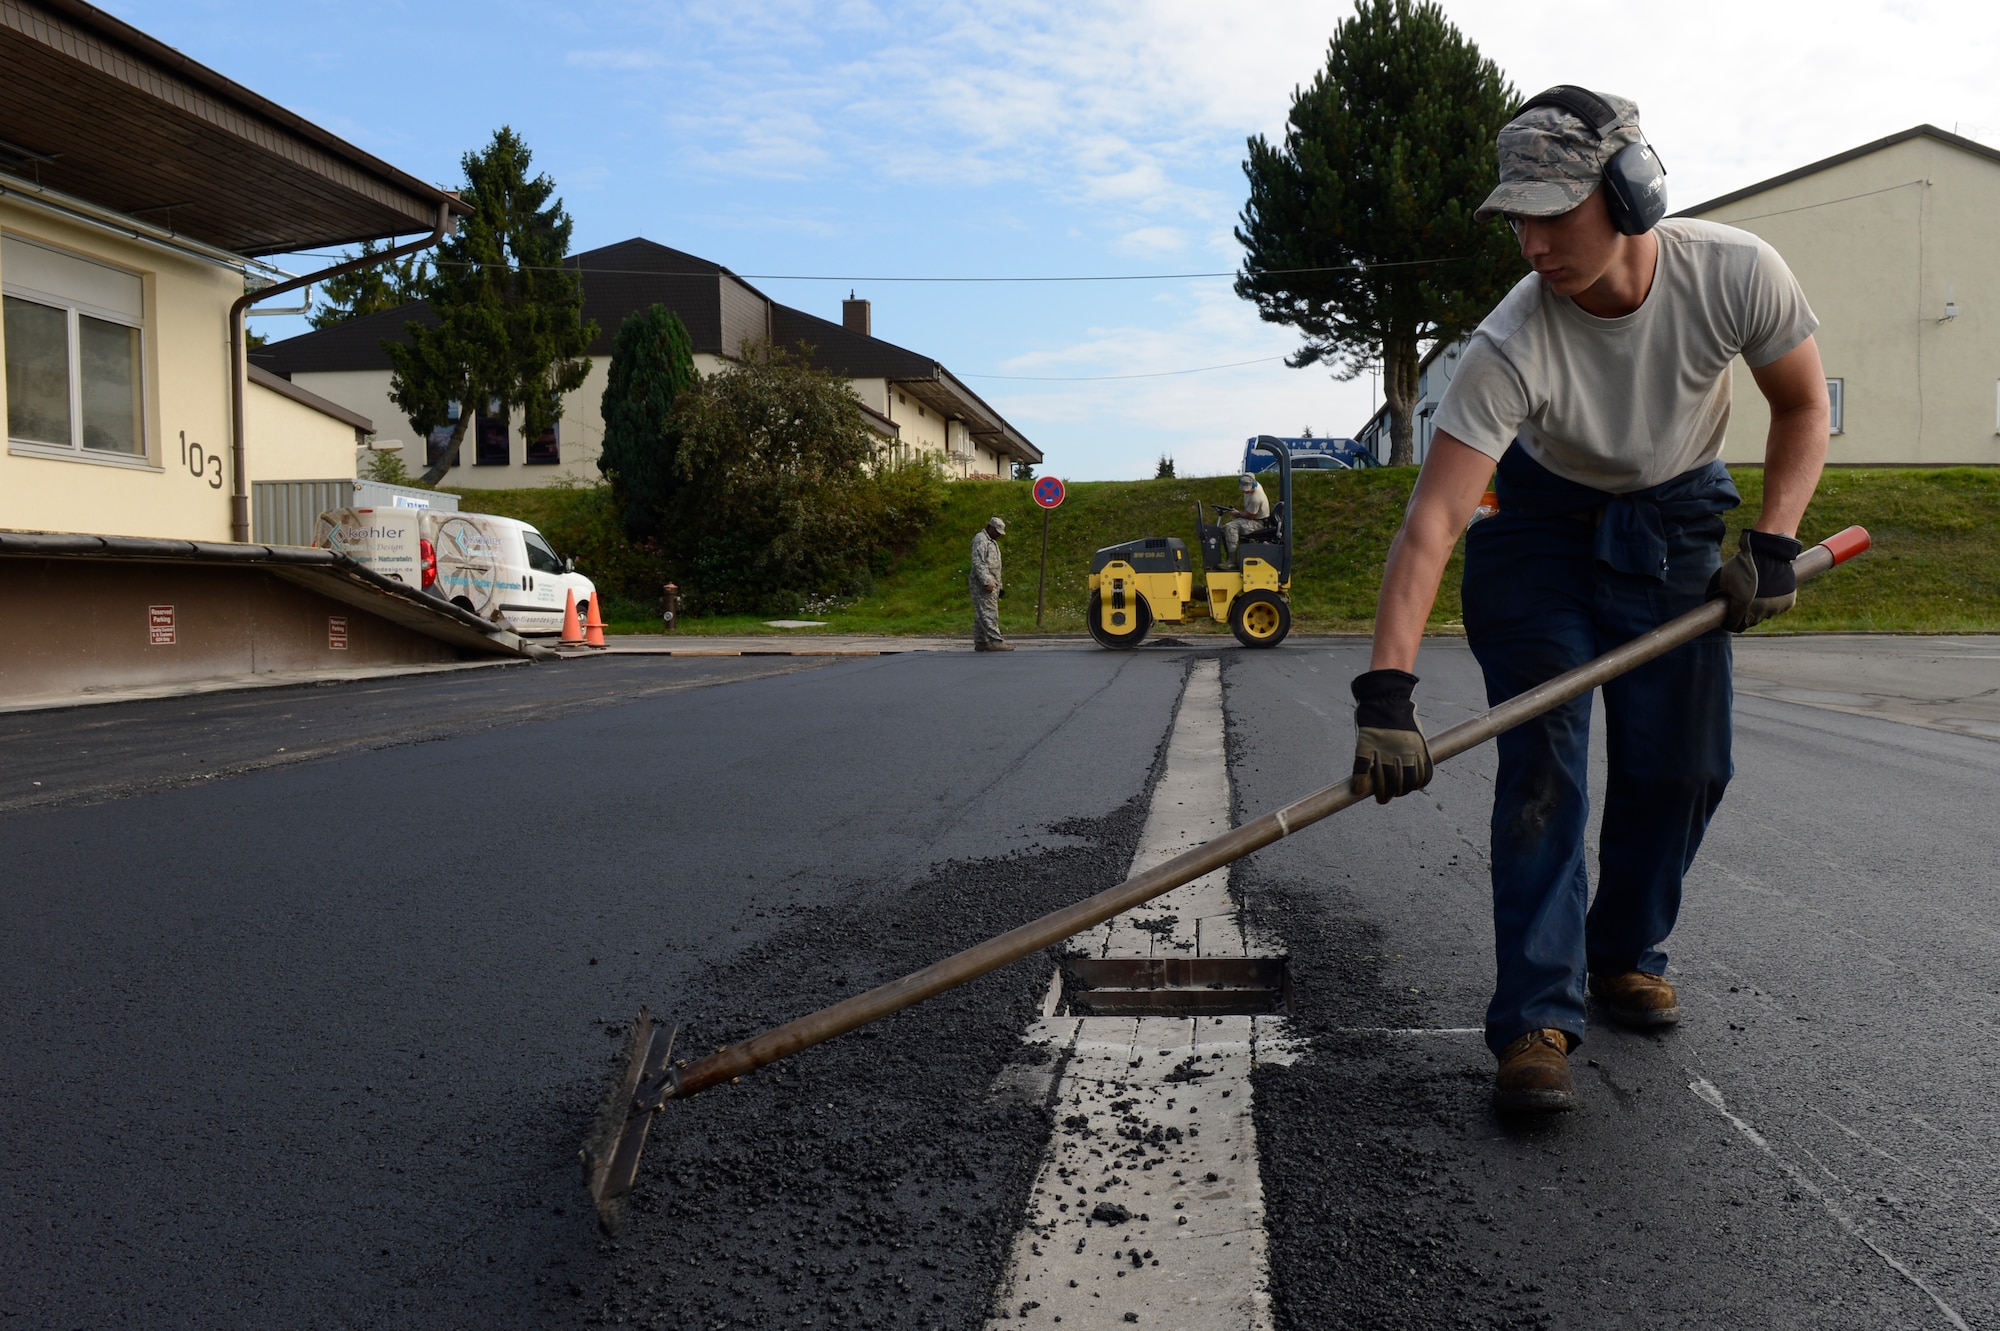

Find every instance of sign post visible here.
[1031,476,1065,629]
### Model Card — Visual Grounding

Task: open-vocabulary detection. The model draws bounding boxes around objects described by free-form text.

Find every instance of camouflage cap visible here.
[1475,91,1644,221]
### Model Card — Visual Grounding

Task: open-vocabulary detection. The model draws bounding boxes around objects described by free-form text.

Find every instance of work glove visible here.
[1709,530,1803,633]
[1350,669,1434,804]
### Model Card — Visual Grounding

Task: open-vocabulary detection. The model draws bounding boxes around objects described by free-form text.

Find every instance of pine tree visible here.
[1155,454,1176,479]
[1235,0,1519,465]
[308,240,432,329]
[390,127,598,484]
[597,305,697,540]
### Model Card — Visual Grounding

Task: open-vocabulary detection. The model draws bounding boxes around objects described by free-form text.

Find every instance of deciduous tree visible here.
[664,345,944,614]
[1236,0,1519,465]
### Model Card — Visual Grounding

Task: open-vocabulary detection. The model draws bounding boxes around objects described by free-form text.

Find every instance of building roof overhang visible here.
[248,364,373,433]
[1676,124,2000,218]
[0,0,466,255]
[892,369,1043,465]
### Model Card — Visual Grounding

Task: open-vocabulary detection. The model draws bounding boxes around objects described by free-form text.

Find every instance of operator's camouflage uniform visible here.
[969,529,1004,646]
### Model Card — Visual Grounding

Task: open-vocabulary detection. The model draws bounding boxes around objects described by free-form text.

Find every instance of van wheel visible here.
[1088,591,1150,649]
[1229,591,1290,648]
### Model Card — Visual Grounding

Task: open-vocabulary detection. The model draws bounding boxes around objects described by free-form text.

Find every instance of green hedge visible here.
[447,467,2000,636]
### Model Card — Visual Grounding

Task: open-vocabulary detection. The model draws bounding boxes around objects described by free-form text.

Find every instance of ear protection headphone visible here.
[1516,85,1668,235]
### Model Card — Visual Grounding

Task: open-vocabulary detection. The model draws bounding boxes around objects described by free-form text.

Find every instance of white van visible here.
[317,508,599,636]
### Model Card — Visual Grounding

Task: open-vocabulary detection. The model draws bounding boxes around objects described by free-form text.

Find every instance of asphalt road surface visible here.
[2,638,1995,1329]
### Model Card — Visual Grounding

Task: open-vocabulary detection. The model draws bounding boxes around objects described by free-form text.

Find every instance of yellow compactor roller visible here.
[1087,436,1295,650]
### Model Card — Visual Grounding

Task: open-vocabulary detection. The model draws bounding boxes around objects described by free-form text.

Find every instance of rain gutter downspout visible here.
[227,201,453,542]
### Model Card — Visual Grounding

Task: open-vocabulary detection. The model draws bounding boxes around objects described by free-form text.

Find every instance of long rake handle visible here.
[664,527,1869,1098]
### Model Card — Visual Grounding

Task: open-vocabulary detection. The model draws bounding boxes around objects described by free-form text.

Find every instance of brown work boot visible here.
[984,641,1014,651]
[1493,1028,1576,1113]
[1589,971,1681,1028]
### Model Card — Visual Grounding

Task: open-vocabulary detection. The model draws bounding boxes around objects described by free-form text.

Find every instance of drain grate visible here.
[1060,955,1290,1017]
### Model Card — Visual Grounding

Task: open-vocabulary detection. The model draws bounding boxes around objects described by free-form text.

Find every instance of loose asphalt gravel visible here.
[3,637,1996,1328]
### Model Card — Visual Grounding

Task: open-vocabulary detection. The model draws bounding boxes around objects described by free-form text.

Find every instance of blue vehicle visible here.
[1242,435,1378,474]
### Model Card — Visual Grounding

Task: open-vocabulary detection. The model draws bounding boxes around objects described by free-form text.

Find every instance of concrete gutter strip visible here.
[985,659,1293,1328]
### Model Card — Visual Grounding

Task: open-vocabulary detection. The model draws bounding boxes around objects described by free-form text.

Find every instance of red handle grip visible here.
[1817,525,1871,567]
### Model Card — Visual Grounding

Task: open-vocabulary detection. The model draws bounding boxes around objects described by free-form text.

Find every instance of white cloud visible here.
[970,283,1377,480]
[300,0,2000,478]
[565,49,668,70]
[628,0,2000,246]
[1112,225,1192,258]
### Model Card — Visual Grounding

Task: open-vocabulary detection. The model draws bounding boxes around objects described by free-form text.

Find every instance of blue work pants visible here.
[1461,508,1733,1055]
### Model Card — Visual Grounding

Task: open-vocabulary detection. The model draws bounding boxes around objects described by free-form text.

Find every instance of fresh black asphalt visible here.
[3,641,1995,1328]
[0,656,832,813]
[1227,641,2000,1330]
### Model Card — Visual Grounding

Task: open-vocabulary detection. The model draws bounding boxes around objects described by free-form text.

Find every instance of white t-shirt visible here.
[1431,219,1817,493]
[1235,481,1271,520]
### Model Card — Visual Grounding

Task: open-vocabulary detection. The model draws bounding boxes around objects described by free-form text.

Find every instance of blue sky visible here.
[117,1,2000,479]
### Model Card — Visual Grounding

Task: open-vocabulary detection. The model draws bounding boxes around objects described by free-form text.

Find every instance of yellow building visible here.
[1684,125,2000,467]
[0,0,462,543]
[254,239,1042,486]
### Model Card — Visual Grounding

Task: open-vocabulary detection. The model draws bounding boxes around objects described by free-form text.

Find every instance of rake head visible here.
[580,1008,680,1235]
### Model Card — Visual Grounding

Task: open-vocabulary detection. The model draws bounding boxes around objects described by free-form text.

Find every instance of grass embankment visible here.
[448,467,2000,636]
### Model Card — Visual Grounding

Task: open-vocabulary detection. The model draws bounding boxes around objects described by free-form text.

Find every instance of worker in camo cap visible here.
[1348,87,1828,1113]
[969,516,1011,651]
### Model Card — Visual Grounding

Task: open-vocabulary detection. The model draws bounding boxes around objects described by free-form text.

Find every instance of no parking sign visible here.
[1031,477,1064,627]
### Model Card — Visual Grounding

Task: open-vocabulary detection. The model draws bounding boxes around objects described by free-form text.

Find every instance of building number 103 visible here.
[180,431,223,489]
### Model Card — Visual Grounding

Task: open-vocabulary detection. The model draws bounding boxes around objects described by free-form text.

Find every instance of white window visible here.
[3,236,146,461]
[1825,377,1844,435]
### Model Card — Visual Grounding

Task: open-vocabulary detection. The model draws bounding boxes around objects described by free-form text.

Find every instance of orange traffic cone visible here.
[583,593,607,649]
[560,588,585,645]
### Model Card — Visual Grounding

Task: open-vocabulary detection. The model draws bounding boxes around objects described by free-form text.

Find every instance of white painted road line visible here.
[988,658,1292,1328]
[1688,1076,1971,1330]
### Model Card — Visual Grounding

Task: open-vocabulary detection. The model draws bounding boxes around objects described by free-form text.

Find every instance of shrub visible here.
[597,305,696,540]
[663,345,946,614]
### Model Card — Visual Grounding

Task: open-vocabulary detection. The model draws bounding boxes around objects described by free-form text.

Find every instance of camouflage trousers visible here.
[1222,517,1263,560]
[970,583,1004,644]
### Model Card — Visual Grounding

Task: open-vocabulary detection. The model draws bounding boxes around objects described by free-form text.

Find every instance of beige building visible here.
[0,3,538,707]
[254,239,1041,488]
[0,1,462,543]
[1684,124,2000,466]
[1357,125,2000,469]
[0,220,380,541]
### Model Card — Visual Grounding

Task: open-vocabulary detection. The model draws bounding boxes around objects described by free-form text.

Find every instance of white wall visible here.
[1694,135,2000,466]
